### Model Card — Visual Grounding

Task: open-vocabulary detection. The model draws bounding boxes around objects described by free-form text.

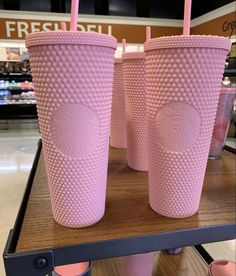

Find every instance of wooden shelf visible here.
[15,146,235,260]
[3,142,235,275]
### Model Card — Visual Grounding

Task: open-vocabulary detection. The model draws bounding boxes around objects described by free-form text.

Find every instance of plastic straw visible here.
[183,0,192,35]
[122,39,126,53]
[146,26,151,41]
[61,22,67,31]
[70,0,79,31]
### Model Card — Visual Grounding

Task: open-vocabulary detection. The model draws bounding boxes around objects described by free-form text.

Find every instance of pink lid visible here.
[221,87,236,94]
[115,58,123,63]
[144,35,231,52]
[26,31,117,49]
[122,52,145,60]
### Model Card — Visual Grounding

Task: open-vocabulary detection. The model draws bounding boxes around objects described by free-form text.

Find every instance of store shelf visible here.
[0,73,35,119]
[3,141,236,276]
[0,74,32,81]
[0,103,37,119]
[0,89,33,93]
[224,69,236,77]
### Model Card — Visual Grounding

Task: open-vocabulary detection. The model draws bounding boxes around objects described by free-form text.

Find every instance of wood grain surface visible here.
[16,148,236,252]
[92,247,208,275]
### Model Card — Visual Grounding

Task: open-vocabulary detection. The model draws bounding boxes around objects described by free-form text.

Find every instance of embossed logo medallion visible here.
[50,104,100,158]
[155,102,201,152]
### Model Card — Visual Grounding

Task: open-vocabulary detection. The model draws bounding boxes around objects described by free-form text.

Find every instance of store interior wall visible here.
[0,2,235,57]
[0,0,235,18]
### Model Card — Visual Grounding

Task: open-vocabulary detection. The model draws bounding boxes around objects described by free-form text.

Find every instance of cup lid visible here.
[144,35,231,52]
[26,31,117,49]
[122,52,145,60]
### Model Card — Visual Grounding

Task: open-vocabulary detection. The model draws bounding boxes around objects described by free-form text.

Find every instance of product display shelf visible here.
[3,140,236,276]
[224,69,236,77]
[2,89,34,94]
[0,74,32,81]
[0,73,36,119]
[0,103,37,119]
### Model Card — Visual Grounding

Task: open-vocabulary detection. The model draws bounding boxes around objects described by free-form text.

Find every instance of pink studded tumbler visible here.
[209,87,235,159]
[110,58,127,148]
[123,52,148,171]
[26,31,117,227]
[144,35,230,218]
[120,252,154,276]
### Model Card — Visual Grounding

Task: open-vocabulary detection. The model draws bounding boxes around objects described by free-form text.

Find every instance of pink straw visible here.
[146,26,151,41]
[122,38,126,53]
[61,22,67,31]
[70,0,79,31]
[183,0,192,35]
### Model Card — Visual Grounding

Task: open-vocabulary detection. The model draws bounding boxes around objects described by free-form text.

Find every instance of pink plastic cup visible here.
[110,58,127,148]
[144,35,230,218]
[26,31,117,228]
[54,262,90,276]
[209,260,236,276]
[120,252,154,276]
[122,52,148,171]
[209,87,235,159]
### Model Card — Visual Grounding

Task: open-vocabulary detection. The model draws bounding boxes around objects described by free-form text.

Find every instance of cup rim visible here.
[25,31,117,49]
[144,35,231,52]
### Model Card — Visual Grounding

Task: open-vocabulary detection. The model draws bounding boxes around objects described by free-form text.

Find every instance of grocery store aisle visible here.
[0,129,39,276]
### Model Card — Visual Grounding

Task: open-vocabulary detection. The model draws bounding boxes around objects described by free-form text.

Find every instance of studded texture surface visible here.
[26,31,117,49]
[145,36,230,218]
[110,58,127,148]
[28,37,116,228]
[120,253,154,276]
[123,55,148,171]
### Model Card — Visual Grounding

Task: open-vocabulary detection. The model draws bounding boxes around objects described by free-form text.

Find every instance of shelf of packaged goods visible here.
[0,89,34,94]
[0,103,37,119]
[0,74,32,81]
[224,69,236,77]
